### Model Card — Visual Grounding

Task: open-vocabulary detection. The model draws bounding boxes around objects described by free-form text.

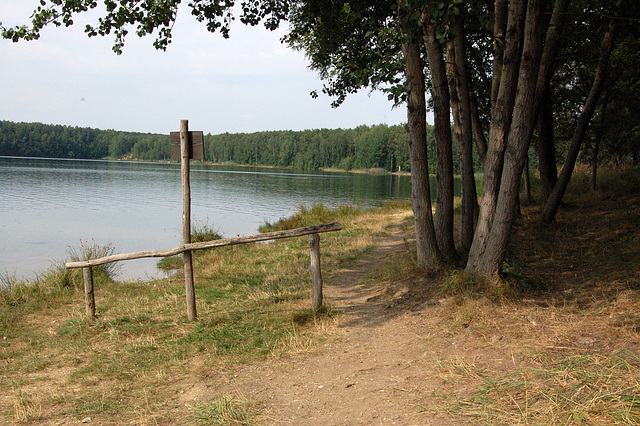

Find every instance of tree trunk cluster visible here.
[399,0,621,281]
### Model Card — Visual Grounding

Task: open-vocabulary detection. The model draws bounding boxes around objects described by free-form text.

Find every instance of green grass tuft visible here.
[158,222,223,270]
[259,203,361,232]
[192,394,254,425]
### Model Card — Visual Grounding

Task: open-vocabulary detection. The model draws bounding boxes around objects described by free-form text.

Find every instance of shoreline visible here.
[4,154,414,176]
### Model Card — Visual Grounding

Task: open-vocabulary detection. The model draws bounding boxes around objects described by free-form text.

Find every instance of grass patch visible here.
[192,394,255,425]
[424,350,640,424]
[259,203,362,232]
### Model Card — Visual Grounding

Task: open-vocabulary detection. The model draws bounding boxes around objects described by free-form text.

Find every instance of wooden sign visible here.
[170,131,204,160]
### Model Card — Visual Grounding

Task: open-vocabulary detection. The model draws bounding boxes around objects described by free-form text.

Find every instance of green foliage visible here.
[1,119,418,172]
[0,120,168,160]
[285,0,405,107]
[130,134,170,160]
[205,124,414,172]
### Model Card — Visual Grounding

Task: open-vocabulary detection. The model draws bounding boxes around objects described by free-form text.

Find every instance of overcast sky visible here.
[0,2,408,135]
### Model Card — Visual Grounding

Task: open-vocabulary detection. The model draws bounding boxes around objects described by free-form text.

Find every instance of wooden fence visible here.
[65,222,342,321]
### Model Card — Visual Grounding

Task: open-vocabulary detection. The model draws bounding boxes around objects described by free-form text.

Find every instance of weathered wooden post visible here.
[82,266,95,320]
[308,233,323,313]
[170,123,205,321]
[180,120,197,321]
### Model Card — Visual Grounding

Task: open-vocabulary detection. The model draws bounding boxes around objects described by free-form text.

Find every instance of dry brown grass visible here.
[377,167,640,424]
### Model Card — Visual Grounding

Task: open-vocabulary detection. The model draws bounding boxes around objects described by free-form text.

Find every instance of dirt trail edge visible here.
[200,213,453,425]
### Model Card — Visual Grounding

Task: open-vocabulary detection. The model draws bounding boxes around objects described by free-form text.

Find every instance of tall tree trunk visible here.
[467,0,547,277]
[401,37,442,268]
[534,0,570,201]
[491,0,509,107]
[523,155,533,204]
[541,9,618,223]
[470,85,488,164]
[466,46,489,163]
[592,91,610,190]
[448,19,478,255]
[535,0,571,103]
[466,0,527,273]
[424,24,457,261]
[536,84,558,201]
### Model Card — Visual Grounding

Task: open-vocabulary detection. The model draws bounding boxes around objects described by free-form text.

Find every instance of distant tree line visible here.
[205,125,415,171]
[0,121,170,161]
[1,120,483,173]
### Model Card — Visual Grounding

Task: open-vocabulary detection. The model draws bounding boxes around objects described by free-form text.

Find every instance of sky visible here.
[0,2,408,135]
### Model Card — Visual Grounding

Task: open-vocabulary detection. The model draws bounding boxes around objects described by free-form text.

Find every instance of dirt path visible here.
[203,214,454,425]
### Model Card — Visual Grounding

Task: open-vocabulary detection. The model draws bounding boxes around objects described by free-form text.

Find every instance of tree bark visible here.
[536,83,558,201]
[592,91,610,190]
[467,0,546,277]
[466,0,527,273]
[541,9,618,223]
[491,0,509,107]
[470,85,488,164]
[424,24,457,261]
[523,155,533,204]
[401,37,442,268]
[448,19,478,255]
[534,0,571,201]
[535,0,571,107]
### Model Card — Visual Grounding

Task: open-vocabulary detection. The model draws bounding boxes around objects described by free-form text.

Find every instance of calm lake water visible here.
[1,156,413,281]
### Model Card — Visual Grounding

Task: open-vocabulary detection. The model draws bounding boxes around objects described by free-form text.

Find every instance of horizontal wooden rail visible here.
[65,222,342,269]
[67,222,341,320]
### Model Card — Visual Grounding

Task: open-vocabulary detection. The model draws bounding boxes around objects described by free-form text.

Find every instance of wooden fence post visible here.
[308,233,323,313]
[181,119,197,321]
[83,267,95,320]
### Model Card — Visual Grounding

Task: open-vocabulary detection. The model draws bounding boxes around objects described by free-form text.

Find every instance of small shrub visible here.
[39,240,120,291]
[191,221,223,243]
[438,271,510,299]
[369,167,389,175]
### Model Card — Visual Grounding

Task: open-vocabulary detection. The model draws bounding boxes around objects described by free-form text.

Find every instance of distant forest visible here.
[0,120,474,172]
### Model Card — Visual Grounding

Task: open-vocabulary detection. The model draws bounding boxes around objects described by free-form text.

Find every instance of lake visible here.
[0,156,413,281]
